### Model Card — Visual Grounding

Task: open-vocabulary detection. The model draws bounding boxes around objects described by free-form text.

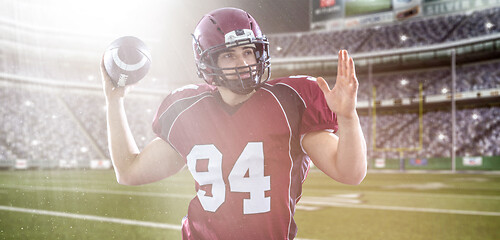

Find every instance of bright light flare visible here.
[485,22,494,29]
[438,133,446,141]
[400,79,408,86]
[471,113,479,120]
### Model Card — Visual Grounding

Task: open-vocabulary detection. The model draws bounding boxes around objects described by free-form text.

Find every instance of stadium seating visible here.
[356,60,500,101]
[0,82,498,168]
[362,106,500,160]
[1,6,499,169]
[0,86,162,169]
[268,7,500,58]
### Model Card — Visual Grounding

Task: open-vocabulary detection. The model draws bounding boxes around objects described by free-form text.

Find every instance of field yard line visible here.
[298,200,500,216]
[307,189,500,200]
[0,205,182,230]
[0,205,315,240]
[0,184,193,199]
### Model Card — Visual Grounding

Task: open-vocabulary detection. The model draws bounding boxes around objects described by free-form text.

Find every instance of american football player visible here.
[101,7,367,240]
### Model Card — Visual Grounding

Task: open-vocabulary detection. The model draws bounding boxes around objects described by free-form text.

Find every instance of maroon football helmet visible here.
[192,8,271,94]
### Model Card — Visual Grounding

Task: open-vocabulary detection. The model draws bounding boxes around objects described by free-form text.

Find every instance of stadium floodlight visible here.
[438,133,446,141]
[400,79,408,86]
[485,22,494,29]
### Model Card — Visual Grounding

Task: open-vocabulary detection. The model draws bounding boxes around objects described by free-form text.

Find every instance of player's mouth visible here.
[239,72,251,79]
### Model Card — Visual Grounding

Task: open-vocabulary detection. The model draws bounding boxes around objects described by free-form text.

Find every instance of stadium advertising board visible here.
[310,0,344,30]
[423,0,500,16]
[311,0,423,29]
[59,159,78,169]
[375,158,386,168]
[344,10,394,28]
[463,156,483,166]
[393,0,422,20]
[345,0,393,17]
[90,159,112,169]
[15,159,28,170]
[344,0,393,28]
[345,0,422,27]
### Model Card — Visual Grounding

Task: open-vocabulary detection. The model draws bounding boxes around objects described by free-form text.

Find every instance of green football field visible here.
[1,169,499,240]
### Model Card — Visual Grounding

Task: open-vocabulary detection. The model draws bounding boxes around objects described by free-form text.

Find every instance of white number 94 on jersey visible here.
[186,142,271,214]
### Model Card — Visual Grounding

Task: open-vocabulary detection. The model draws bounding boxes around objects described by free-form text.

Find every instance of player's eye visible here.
[243,49,255,56]
[221,52,234,59]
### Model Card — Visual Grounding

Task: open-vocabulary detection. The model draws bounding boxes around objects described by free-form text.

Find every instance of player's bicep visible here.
[302,130,341,181]
[124,137,185,185]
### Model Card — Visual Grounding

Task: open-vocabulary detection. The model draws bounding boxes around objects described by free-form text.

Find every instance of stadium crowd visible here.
[268,7,500,57]
[0,81,498,168]
[1,6,499,169]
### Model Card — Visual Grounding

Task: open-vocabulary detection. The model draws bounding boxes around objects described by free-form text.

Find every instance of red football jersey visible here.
[152,76,338,240]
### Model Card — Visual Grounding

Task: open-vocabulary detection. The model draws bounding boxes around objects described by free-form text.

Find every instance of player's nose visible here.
[235,55,250,67]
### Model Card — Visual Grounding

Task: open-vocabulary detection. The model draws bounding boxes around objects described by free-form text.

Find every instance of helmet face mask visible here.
[192,8,271,95]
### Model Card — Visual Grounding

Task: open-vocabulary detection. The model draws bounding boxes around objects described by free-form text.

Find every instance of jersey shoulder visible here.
[152,83,215,138]
[263,75,322,107]
[265,75,318,88]
[156,84,215,114]
[165,84,216,104]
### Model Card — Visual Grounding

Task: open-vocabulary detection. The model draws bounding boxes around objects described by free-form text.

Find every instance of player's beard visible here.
[219,66,260,95]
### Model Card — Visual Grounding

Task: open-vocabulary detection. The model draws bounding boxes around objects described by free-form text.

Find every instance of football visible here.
[103,36,152,87]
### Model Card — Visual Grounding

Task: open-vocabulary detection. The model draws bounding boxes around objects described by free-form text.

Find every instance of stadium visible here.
[1,0,499,239]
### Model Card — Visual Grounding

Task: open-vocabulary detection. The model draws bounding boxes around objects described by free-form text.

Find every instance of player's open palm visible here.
[317,50,359,119]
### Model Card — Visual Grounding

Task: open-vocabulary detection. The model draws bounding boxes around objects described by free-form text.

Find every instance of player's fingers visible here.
[100,55,124,95]
[348,56,356,81]
[316,77,331,94]
[343,50,349,79]
[337,50,344,77]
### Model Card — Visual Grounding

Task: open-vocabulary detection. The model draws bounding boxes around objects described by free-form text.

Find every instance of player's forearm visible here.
[335,113,367,185]
[106,98,140,182]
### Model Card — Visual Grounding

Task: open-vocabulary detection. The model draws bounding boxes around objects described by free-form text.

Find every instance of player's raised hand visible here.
[316,50,359,119]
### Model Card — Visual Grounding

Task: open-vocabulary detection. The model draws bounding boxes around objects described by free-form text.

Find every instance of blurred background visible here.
[1,0,499,170]
[0,0,500,239]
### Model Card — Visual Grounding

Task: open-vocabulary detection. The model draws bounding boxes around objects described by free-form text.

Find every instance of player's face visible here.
[216,45,257,80]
